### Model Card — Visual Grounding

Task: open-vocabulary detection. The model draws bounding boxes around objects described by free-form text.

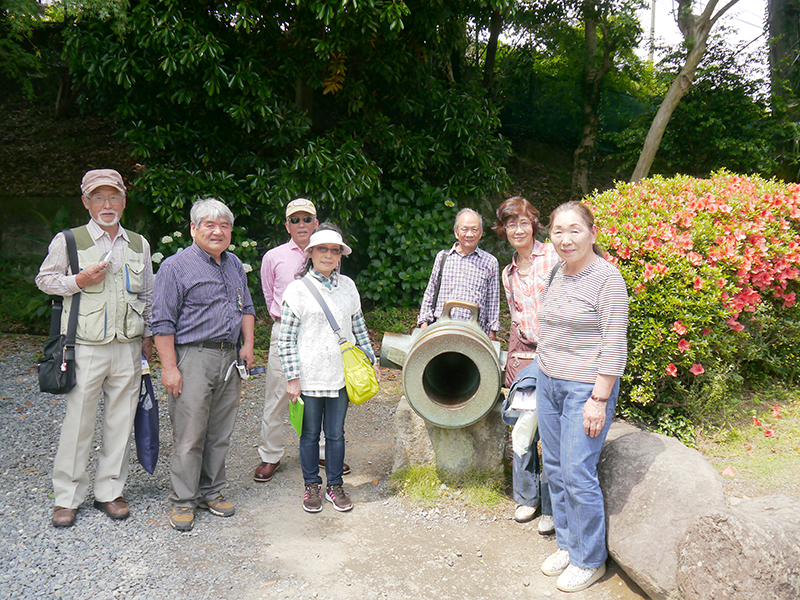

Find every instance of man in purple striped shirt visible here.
[152,198,255,532]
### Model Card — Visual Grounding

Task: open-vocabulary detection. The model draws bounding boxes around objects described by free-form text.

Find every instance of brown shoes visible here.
[319,459,352,475]
[254,461,280,482]
[93,497,130,520]
[52,506,77,528]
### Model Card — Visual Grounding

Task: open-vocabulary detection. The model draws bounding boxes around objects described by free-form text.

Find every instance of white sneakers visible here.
[541,549,606,592]
[540,549,570,576]
[538,514,555,535]
[557,564,606,592]
[514,504,537,523]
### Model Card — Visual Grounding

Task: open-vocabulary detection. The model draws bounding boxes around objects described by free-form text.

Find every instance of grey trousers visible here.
[168,344,241,507]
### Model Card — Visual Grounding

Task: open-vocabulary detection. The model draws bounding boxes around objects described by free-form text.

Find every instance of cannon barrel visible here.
[381,300,504,429]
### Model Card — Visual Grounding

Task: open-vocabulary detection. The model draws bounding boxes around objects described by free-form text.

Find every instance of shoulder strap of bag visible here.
[548,261,563,287]
[430,250,448,312]
[63,229,81,360]
[300,276,347,345]
[508,254,518,322]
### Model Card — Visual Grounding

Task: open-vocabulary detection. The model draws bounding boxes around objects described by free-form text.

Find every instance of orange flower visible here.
[772,404,782,418]
[665,363,677,377]
[689,363,704,375]
[673,321,687,335]
[752,415,762,427]
[678,339,690,353]
[764,428,775,437]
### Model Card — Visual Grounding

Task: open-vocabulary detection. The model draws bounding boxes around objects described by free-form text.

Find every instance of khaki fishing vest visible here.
[61,225,147,344]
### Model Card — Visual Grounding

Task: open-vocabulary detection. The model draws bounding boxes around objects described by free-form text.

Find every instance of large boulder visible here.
[677,495,800,600]
[598,431,727,600]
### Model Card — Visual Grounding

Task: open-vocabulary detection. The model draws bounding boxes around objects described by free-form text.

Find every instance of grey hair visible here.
[190,198,235,228]
[455,208,483,231]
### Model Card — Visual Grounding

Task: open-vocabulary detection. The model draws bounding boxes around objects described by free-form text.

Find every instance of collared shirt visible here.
[417,244,500,334]
[35,219,154,336]
[151,243,255,345]
[279,268,375,397]
[502,240,561,344]
[261,239,306,320]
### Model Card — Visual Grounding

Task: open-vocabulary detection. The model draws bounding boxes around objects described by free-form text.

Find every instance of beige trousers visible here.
[52,338,140,508]
[257,321,292,463]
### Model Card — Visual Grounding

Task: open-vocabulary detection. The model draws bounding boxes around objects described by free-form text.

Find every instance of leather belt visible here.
[188,341,235,351]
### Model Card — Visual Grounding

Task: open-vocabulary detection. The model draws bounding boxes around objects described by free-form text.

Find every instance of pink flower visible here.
[689,363,704,375]
[753,416,763,427]
[772,404,782,418]
[764,428,775,438]
[726,317,745,332]
[678,339,691,353]
[666,363,678,377]
[693,277,703,290]
[673,321,687,336]
[702,328,712,336]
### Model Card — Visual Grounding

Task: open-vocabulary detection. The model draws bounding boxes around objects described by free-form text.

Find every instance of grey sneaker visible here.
[538,514,555,535]
[325,484,353,512]
[303,482,322,513]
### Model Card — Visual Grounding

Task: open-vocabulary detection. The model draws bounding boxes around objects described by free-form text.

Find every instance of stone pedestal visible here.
[392,395,507,475]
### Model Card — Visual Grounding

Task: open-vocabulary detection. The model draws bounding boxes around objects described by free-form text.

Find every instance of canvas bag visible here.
[300,277,379,405]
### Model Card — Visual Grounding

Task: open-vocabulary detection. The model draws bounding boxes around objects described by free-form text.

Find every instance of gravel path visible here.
[0,336,645,600]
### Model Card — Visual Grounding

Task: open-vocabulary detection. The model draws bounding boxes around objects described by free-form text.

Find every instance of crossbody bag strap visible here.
[300,276,347,345]
[508,255,518,323]
[63,229,81,361]
[430,250,448,315]
[548,261,563,287]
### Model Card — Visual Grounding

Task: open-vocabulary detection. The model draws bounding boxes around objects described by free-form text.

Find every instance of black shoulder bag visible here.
[38,229,81,394]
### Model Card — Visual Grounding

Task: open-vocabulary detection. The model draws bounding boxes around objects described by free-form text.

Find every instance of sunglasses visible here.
[314,245,343,255]
[289,216,315,224]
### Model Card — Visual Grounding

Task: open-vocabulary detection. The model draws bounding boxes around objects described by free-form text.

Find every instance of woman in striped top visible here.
[536,202,629,593]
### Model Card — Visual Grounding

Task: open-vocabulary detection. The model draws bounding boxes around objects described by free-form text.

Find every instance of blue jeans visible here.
[536,364,619,569]
[513,430,541,508]
[299,388,348,486]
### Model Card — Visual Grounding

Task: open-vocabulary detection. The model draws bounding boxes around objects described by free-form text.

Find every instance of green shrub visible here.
[588,171,800,417]
[356,183,459,307]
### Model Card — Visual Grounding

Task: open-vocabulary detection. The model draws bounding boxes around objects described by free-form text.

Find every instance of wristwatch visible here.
[590,394,608,402]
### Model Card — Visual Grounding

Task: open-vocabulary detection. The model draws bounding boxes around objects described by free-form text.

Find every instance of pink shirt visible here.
[261,239,306,319]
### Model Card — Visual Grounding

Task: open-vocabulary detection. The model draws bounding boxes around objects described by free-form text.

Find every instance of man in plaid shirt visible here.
[417,208,500,339]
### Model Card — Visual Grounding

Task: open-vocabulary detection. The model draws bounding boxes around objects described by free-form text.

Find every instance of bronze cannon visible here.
[380,300,505,429]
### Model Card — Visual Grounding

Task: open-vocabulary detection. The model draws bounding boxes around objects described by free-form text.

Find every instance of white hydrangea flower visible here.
[173,231,182,238]
[161,235,173,244]
[228,244,236,251]
[242,263,253,273]
[152,252,164,263]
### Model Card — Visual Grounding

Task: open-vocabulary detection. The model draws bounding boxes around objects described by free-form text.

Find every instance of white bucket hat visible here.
[306,229,352,256]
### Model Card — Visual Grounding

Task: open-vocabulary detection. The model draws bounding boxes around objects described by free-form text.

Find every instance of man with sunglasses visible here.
[255,199,349,482]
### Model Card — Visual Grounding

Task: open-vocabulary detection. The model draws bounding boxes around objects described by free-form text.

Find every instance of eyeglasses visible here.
[314,245,343,255]
[199,220,232,232]
[289,216,315,224]
[506,220,533,231]
[88,194,124,205]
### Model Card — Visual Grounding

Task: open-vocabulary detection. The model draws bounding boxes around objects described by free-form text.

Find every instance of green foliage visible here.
[589,172,800,421]
[364,306,419,334]
[61,0,511,265]
[355,183,458,307]
[0,255,50,335]
[389,464,506,507]
[608,35,794,178]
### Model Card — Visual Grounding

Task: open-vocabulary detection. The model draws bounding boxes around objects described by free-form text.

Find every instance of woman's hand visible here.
[373,364,381,383]
[286,378,301,403]
[583,397,607,438]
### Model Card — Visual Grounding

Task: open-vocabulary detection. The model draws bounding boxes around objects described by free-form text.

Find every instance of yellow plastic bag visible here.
[341,341,379,405]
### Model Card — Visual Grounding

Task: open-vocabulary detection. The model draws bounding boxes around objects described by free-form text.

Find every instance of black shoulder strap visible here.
[55,229,81,360]
[548,261,563,287]
[301,277,346,344]
[430,250,448,312]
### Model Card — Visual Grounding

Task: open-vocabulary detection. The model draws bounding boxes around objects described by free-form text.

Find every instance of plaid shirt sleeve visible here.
[278,302,302,381]
[351,309,376,364]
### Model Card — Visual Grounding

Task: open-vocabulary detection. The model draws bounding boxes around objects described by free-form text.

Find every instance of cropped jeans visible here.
[299,388,348,487]
[536,363,619,569]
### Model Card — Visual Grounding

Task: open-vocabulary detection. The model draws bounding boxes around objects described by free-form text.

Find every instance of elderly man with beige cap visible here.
[254,198,353,482]
[36,169,153,528]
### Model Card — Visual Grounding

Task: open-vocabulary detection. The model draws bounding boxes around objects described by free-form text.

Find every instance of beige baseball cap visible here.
[286,198,317,218]
[81,169,127,196]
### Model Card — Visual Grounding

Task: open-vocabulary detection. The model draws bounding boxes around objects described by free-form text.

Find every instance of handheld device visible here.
[101,250,113,265]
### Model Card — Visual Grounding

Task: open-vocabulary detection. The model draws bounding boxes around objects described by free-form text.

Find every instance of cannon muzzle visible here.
[382,300,502,429]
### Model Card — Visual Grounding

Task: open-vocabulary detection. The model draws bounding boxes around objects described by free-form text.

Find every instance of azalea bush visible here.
[588,171,800,423]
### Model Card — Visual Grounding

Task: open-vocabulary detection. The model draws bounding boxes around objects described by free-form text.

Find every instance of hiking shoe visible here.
[514,504,537,523]
[541,548,570,576]
[557,563,606,592]
[198,495,235,517]
[303,482,322,513]
[538,514,555,535]
[325,484,353,512]
[169,506,195,531]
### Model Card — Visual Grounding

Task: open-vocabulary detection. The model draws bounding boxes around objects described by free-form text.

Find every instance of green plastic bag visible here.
[289,398,304,435]
[341,341,379,405]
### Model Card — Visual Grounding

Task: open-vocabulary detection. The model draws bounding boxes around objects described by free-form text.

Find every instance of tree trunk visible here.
[483,10,502,92]
[630,0,741,182]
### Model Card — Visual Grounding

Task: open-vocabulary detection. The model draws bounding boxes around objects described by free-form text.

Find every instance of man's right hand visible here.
[419,322,428,329]
[286,378,301,403]
[161,365,183,397]
[75,261,108,289]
